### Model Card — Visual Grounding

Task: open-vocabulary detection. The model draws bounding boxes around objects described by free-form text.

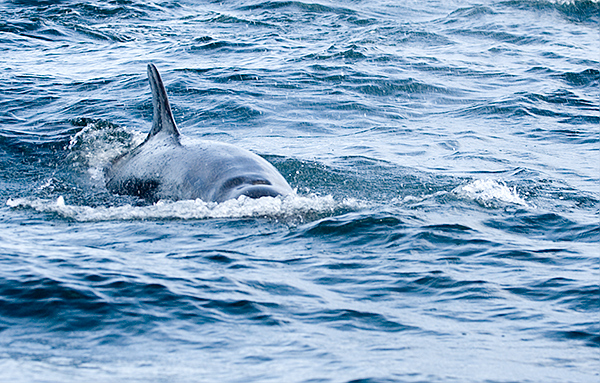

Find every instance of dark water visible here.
[1,1,599,382]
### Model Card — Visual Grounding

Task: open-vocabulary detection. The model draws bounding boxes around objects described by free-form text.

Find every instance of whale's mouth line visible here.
[213,176,283,202]
[222,176,272,190]
[237,185,282,199]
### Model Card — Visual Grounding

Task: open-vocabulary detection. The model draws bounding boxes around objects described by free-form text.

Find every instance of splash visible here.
[67,119,144,181]
[549,0,599,4]
[6,194,365,223]
[453,179,528,207]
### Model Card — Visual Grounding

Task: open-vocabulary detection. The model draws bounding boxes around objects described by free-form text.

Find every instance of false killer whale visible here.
[104,64,294,202]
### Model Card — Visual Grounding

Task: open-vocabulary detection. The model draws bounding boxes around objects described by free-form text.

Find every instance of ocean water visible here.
[1,0,599,382]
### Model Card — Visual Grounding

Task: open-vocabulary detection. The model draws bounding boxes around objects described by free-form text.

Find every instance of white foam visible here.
[549,0,599,4]
[452,179,528,207]
[67,121,144,182]
[6,194,365,223]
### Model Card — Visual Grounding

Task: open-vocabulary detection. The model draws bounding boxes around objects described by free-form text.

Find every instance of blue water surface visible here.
[1,1,599,382]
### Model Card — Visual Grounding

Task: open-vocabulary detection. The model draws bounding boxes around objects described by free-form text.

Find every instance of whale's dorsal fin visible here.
[146,63,180,142]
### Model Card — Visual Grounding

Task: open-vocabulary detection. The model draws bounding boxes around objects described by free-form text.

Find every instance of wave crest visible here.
[453,179,528,207]
[7,194,365,223]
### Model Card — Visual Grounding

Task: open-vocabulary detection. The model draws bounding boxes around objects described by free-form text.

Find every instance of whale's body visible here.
[104,64,293,202]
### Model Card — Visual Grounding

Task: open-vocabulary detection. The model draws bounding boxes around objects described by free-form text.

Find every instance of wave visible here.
[558,68,600,88]
[501,0,600,23]
[452,178,529,207]
[237,1,357,16]
[6,194,365,223]
[1,2,144,43]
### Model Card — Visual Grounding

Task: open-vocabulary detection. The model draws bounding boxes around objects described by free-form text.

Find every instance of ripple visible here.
[296,308,417,332]
[558,68,600,87]
[484,212,600,242]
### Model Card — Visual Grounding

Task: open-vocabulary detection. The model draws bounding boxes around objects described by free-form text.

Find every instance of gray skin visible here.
[104,64,294,203]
